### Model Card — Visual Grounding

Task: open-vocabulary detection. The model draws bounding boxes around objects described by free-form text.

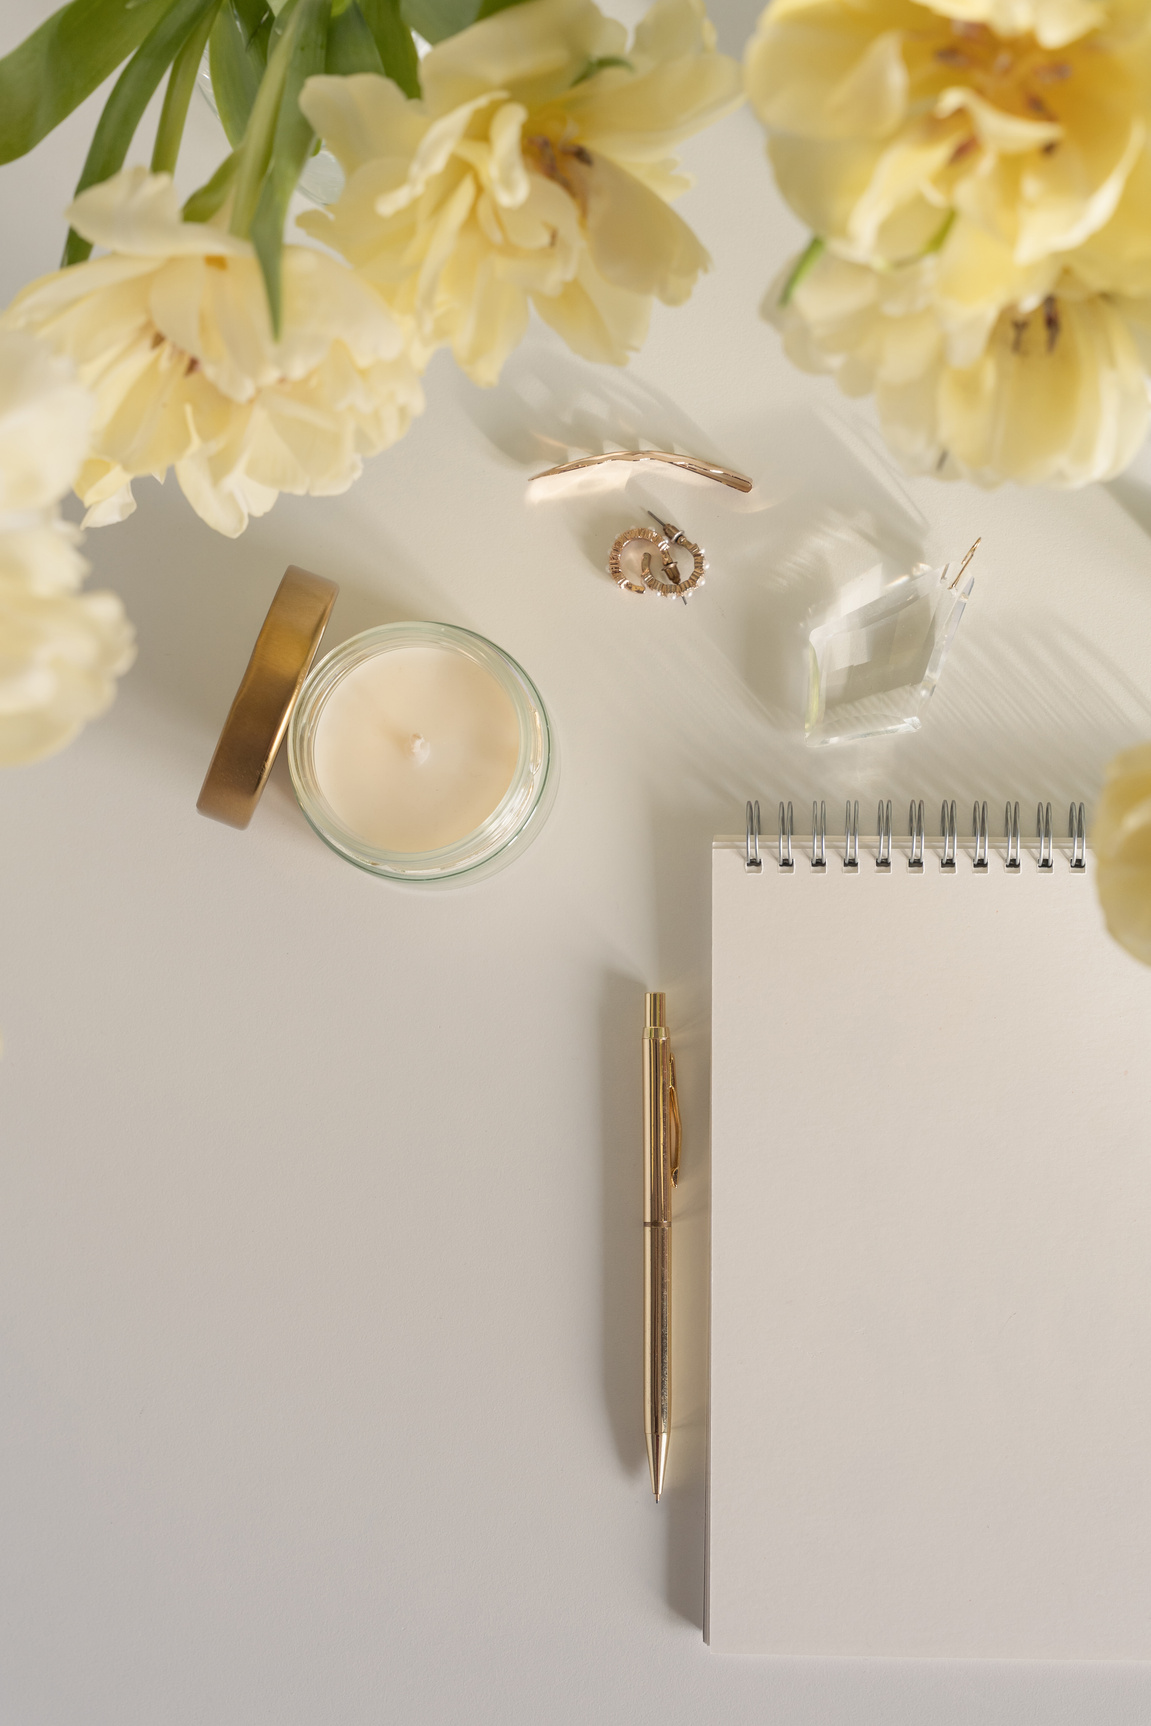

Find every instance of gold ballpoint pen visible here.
[643,992,680,1501]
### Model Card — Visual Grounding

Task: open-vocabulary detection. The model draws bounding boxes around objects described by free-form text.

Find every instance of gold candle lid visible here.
[197,565,338,829]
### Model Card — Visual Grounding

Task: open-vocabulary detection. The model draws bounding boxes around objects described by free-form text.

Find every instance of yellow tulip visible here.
[746,0,1151,275]
[2,168,424,538]
[771,244,1149,484]
[298,0,742,385]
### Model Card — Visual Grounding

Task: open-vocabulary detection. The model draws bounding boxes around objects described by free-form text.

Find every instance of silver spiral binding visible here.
[745,800,761,872]
[811,801,826,869]
[973,801,989,870]
[941,800,957,870]
[876,800,892,869]
[1037,801,1054,870]
[844,800,859,870]
[1005,800,1021,870]
[778,801,794,870]
[740,795,1089,869]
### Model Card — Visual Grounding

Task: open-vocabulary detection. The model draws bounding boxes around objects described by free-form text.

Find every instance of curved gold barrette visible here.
[530,450,752,493]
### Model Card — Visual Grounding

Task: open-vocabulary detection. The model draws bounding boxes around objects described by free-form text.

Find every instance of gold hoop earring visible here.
[607,512,707,602]
[641,512,707,600]
[608,524,669,594]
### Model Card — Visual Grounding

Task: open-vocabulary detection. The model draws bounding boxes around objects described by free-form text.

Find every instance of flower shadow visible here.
[451,330,734,473]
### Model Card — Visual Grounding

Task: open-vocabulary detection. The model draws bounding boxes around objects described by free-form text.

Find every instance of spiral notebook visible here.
[707,802,1151,1658]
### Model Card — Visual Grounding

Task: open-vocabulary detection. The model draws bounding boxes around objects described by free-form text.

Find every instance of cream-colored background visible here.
[3,0,1151,1718]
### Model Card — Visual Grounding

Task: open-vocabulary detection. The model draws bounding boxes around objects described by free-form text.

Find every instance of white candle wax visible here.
[311,644,521,853]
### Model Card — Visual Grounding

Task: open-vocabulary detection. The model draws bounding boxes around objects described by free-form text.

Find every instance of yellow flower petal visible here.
[747,12,908,142]
[533,253,652,362]
[0,585,135,766]
[296,71,427,179]
[937,291,1148,482]
[582,152,710,301]
[67,165,246,257]
[0,330,135,765]
[1094,743,1151,967]
[919,0,1106,49]
[846,124,960,255]
[1015,118,1146,264]
[565,30,742,159]
[631,0,717,61]
[768,134,889,244]
[0,328,92,514]
[1075,142,1151,293]
[420,0,626,113]
[933,215,1058,359]
[488,102,532,207]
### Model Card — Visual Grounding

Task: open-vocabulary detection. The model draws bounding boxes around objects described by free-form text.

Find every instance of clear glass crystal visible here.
[804,550,976,745]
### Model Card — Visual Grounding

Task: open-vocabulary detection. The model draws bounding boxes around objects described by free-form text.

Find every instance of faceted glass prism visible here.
[804,548,976,745]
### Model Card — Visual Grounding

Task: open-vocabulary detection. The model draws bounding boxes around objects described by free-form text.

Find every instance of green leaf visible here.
[182,148,238,220]
[209,0,273,148]
[474,0,535,20]
[358,0,419,95]
[247,0,331,334]
[64,0,229,265]
[226,0,300,237]
[399,0,478,45]
[325,2,384,74]
[152,0,225,173]
[0,0,171,166]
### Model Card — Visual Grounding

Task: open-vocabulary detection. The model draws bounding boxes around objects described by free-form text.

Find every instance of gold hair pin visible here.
[530,450,752,493]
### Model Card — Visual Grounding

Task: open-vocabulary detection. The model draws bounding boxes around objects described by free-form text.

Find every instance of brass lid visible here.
[197,565,338,829]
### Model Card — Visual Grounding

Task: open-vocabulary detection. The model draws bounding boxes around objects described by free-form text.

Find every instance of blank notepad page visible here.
[708,836,1151,1657]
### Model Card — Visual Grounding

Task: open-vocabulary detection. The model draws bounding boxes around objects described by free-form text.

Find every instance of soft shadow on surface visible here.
[453,334,734,473]
[891,613,1151,821]
[1106,473,1151,540]
[599,971,648,1477]
[79,486,459,747]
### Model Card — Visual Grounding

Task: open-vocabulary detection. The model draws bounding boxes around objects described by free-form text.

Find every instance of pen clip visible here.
[669,1051,681,1188]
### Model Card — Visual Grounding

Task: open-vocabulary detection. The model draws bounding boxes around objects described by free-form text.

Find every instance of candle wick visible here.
[408,732,430,764]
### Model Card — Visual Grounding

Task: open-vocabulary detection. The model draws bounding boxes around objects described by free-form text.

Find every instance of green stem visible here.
[779,235,825,308]
[182,148,238,220]
[152,0,225,174]
[64,0,225,264]
[250,0,329,333]
[921,207,956,257]
[227,0,300,238]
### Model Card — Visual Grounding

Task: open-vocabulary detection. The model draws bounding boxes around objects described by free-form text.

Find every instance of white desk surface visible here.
[4,2,1151,1720]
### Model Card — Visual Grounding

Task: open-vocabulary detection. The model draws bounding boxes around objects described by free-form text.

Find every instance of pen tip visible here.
[647,1430,670,1501]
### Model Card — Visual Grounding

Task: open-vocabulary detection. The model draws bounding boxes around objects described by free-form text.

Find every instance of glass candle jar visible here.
[287,622,555,883]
